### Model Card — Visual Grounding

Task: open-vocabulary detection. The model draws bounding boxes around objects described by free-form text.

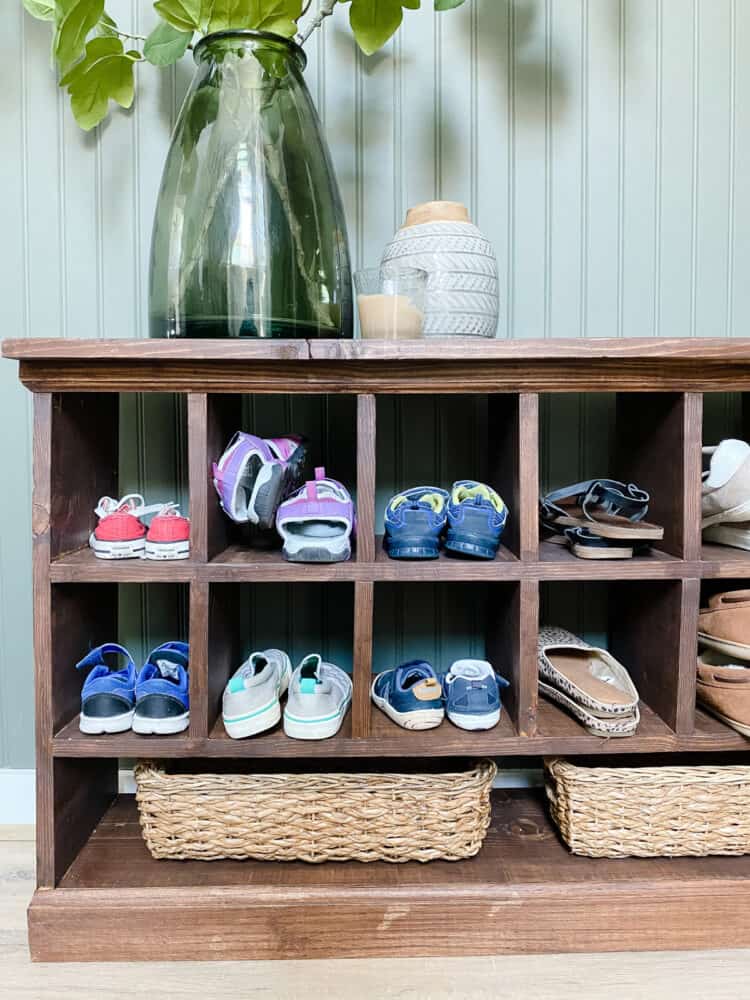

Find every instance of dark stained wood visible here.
[32,393,54,888]
[187,393,210,562]
[52,757,117,886]
[485,584,522,733]
[7,336,750,362]
[676,578,701,735]
[488,395,522,558]
[189,582,210,739]
[700,542,750,577]
[205,395,243,559]
[17,357,750,394]
[29,789,750,960]
[52,697,750,757]
[538,540,690,577]
[352,582,373,738]
[207,583,243,734]
[356,394,376,563]
[518,579,539,737]
[608,580,684,732]
[50,393,118,559]
[50,545,198,582]
[374,539,521,579]
[683,393,704,560]
[616,392,691,559]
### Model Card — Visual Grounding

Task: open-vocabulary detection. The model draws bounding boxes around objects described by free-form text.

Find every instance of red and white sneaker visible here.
[89,495,157,560]
[145,503,191,561]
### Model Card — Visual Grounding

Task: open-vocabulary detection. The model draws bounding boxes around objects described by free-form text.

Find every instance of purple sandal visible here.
[276,467,355,563]
[213,433,307,529]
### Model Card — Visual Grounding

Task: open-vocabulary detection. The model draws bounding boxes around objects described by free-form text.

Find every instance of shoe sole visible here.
[702,524,750,550]
[384,543,440,560]
[79,709,134,734]
[224,700,281,739]
[250,444,307,530]
[444,537,499,560]
[371,680,444,730]
[90,536,145,559]
[570,543,634,559]
[447,708,501,731]
[702,499,750,529]
[283,697,350,741]
[282,543,351,563]
[697,703,750,738]
[132,712,189,735]
[697,632,750,661]
[145,539,190,560]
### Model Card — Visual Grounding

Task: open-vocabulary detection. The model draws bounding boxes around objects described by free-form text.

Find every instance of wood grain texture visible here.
[352,582,373,738]
[189,582,210,740]
[7,337,750,362]
[16,358,750,394]
[683,393,704,560]
[27,790,750,961]
[356,395,376,563]
[187,394,210,562]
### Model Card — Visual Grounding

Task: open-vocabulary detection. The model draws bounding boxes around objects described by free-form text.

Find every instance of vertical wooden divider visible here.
[189,581,210,739]
[356,394,376,562]
[682,393,703,561]
[187,393,209,562]
[33,393,54,887]
[676,577,701,734]
[518,579,539,737]
[353,394,376,737]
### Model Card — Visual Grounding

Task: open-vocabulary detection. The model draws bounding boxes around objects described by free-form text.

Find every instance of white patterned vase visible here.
[380,201,499,338]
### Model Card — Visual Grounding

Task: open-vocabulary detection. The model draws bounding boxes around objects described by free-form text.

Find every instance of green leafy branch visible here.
[23,0,466,131]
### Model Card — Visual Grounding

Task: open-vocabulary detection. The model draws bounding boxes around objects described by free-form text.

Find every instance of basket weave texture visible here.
[546,757,750,858]
[135,760,497,863]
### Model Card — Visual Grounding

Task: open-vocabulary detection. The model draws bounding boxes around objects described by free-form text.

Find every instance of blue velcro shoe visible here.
[442,659,510,731]
[371,660,444,730]
[76,643,137,734]
[383,487,449,559]
[445,480,508,559]
[133,641,190,735]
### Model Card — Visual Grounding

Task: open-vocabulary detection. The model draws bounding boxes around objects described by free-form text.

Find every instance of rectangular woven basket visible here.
[134,760,497,863]
[546,757,750,858]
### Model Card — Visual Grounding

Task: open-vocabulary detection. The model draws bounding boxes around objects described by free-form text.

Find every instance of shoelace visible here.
[94,494,177,519]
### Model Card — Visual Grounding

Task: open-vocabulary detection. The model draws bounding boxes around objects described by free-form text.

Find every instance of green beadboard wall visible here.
[2,0,750,767]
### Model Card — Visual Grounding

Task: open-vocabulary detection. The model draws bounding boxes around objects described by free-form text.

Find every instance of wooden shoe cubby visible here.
[5,336,750,961]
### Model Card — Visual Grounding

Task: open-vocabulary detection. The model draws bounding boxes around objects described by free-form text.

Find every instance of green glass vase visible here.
[149,30,352,339]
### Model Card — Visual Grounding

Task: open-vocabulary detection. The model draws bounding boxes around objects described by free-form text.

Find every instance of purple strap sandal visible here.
[276,467,355,563]
[213,432,307,529]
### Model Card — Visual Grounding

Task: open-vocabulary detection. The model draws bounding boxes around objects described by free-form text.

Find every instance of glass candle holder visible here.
[354,266,427,340]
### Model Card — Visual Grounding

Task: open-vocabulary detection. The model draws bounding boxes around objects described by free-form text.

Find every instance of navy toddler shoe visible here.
[383,487,449,559]
[371,660,444,729]
[76,643,137,734]
[442,659,510,731]
[133,641,190,735]
[444,480,508,559]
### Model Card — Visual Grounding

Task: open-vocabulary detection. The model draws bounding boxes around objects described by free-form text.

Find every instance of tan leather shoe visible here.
[698,590,750,660]
[697,649,750,737]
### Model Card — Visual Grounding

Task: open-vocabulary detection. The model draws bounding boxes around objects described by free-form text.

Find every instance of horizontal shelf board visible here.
[7,336,750,363]
[50,547,198,582]
[537,541,690,579]
[534,700,750,753]
[52,705,750,758]
[374,538,521,580]
[209,544,362,581]
[59,788,750,892]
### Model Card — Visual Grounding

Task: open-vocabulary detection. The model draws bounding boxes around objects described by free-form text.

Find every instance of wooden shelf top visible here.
[6,335,750,362]
[52,703,750,758]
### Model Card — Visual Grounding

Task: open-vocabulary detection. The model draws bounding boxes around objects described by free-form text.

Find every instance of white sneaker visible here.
[222,649,292,739]
[702,440,750,528]
[283,654,352,740]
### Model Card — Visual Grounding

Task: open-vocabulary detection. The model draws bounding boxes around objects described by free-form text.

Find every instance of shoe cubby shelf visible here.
[5,336,750,962]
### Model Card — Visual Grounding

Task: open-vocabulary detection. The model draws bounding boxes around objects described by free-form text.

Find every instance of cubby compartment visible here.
[375,394,534,563]
[48,392,189,575]
[369,581,523,746]
[206,581,355,749]
[694,577,750,740]
[537,578,694,743]
[701,392,750,574]
[51,582,190,749]
[202,393,357,567]
[539,392,699,565]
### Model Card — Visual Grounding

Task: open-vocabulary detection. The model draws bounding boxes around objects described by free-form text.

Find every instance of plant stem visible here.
[298,0,314,20]
[297,0,338,46]
[117,29,147,42]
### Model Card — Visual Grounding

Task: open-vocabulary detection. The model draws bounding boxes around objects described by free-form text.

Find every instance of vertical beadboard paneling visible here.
[3,0,750,764]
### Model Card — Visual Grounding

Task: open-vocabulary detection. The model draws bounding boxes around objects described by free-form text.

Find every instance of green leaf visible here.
[153,0,202,33]
[258,14,297,36]
[180,82,219,157]
[22,0,55,21]
[401,0,420,8]
[54,0,105,71]
[349,0,402,55]
[434,0,465,9]
[204,0,300,33]
[144,20,193,65]
[60,35,140,130]
[96,11,119,37]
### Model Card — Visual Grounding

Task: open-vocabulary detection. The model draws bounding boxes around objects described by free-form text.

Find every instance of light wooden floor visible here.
[3,827,750,999]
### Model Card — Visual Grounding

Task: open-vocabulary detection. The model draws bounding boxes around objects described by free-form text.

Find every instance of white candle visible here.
[357,293,424,340]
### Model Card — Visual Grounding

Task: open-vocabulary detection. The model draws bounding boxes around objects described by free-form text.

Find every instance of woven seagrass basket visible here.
[546,757,750,858]
[135,760,497,863]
